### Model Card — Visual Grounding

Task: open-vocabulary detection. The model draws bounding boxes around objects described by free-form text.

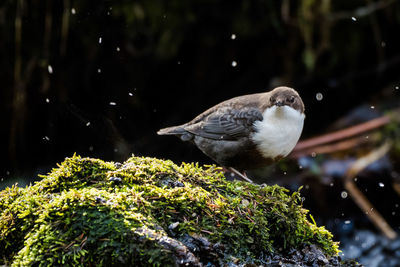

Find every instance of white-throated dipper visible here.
[157,86,305,182]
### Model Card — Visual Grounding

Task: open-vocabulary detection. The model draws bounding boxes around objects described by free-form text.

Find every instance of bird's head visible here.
[268,86,305,114]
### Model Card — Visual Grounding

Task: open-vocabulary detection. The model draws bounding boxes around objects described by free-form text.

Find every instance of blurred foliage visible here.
[1,0,400,179]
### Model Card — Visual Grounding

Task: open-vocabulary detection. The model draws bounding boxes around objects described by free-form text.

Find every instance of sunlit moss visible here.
[0,155,339,266]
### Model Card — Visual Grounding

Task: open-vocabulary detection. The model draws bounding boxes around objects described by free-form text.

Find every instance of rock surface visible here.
[0,155,358,266]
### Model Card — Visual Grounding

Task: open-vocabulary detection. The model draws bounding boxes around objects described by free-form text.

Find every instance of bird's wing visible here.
[184,107,263,140]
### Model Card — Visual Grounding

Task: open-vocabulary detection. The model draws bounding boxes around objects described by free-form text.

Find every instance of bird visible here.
[157,86,305,182]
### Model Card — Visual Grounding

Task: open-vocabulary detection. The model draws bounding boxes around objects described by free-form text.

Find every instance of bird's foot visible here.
[226,167,254,183]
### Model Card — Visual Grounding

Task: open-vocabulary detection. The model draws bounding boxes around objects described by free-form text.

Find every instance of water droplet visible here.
[344,220,351,224]
[354,177,358,182]
[381,41,386,47]
[43,136,50,141]
[351,16,357,21]
[86,122,91,126]
[341,191,348,198]
[89,146,94,151]
[231,61,237,67]
[392,211,396,216]
[46,98,50,103]
[395,86,399,90]
[109,102,116,106]
[305,184,309,189]
[116,47,120,52]
[128,92,133,96]
[330,182,334,187]
[311,152,317,157]
[71,8,76,15]
[231,34,236,40]
[316,92,323,101]
[177,61,181,65]
[299,165,303,169]
[99,37,102,44]
[97,68,101,73]
[370,105,375,109]
[48,65,53,74]
[379,182,384,187]
[283,171,287,175]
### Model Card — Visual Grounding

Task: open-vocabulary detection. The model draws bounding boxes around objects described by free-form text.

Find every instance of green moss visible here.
[0,155,339,266]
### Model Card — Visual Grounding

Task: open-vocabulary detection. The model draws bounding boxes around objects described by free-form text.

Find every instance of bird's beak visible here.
[274,100,284,107]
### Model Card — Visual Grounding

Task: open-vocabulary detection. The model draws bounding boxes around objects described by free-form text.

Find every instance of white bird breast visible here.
[251,106,305,159]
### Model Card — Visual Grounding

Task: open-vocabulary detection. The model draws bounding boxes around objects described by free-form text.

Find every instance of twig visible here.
[345,141,397,239]
[292,115,391,152]
[290,135,374,158]
[392,182,400,197]
[228,167,254,184]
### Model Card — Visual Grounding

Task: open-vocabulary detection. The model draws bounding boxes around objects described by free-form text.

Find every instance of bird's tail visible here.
[157,125,186,136]
[157,125,194,141]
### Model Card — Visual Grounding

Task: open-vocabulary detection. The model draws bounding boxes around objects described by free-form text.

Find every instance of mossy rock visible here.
[0,155,341,266]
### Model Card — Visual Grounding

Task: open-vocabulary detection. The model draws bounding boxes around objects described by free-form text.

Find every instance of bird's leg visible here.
[228,167,254,183]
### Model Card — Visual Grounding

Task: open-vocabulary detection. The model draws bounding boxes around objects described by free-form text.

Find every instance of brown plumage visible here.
[158,86,305,172]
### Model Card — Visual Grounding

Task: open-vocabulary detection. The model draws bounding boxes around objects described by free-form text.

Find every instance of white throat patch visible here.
[251,106,305,159]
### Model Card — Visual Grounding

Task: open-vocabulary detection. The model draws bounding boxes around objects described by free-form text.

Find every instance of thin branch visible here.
[290,135,375,158]
[344,141,397,239]
[292,115,391,152]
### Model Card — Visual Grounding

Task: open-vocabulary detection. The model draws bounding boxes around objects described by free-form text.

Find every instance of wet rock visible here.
[340,229,400,267]
[95,196,106,204]
[114,162,123,168]
[108,176,122,183]
[134,227,201,266]
[385,238,400,252]
[159,175,185,188]
[264,244,362,267]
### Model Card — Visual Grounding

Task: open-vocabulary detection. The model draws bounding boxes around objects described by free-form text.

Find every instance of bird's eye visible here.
[288,96,295,103]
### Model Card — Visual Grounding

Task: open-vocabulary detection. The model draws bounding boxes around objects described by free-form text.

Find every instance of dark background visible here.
[1,0,400,186]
